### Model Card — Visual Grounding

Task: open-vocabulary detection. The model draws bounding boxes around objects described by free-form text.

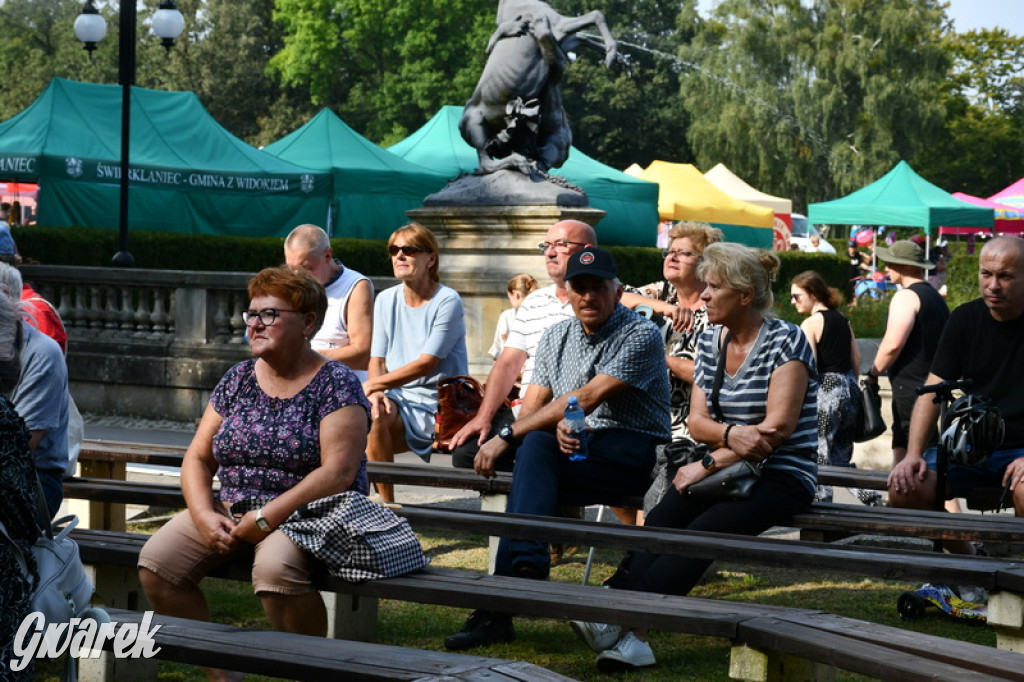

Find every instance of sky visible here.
[944,0,1024,35]
[698,1,1024,36]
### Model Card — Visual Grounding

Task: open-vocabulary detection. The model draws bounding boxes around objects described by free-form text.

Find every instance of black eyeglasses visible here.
[789,293,804,302]
[242,308,298,326]
[537,239,587,254]
[388,245,427,257]
[662,248,702,261]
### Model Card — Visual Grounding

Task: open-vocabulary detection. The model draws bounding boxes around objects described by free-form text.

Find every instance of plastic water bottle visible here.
[564,396,588,461]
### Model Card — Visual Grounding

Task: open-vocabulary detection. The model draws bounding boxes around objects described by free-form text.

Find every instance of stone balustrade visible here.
[23,265,254,345]
[20,265,402,421]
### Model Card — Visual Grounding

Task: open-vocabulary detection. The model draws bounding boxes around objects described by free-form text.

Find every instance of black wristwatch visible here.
[701,453,718,472]
[498,423,516,444]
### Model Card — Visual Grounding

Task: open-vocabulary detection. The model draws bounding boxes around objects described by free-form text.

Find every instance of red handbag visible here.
[433,376,485,453]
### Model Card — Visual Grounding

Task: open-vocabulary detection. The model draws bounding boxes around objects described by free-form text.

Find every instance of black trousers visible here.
[450,402,516,471]
[625,470,813,596]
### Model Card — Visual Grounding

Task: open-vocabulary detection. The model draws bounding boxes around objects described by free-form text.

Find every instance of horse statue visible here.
[459,0,618,178]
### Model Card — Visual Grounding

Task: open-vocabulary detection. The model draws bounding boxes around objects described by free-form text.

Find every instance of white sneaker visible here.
[570,620,621,652]
[596,631,656,672]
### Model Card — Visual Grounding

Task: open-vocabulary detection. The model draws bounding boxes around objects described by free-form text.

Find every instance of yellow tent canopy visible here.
[637,161,773,247]
[703,163,792,215]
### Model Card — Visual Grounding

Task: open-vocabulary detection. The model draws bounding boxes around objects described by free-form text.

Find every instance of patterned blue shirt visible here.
[695,318,818,495]
[532,303,671,440]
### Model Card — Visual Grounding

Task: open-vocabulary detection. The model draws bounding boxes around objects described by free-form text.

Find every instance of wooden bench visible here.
[63,449,1024,679]
[65,465,1024,547]
[73,528,1024,681]
[90,607,575,681]
[64,479,1024,650]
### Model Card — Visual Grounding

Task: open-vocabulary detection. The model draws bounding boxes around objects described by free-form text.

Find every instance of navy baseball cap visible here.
[565,247,619,281]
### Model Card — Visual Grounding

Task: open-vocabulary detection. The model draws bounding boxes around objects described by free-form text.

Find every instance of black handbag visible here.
[687,458,763,501]
[854,379,886,443]
[688,332,763,502]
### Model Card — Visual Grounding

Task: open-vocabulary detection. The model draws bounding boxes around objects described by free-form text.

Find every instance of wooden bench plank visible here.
[389,505,1024,592]
[75,438,885,493]
[100,607,577,681]
[63,473,1024,549]
[779,611,1024,680]
[736,617,1010,682]
[77,533,1024,681]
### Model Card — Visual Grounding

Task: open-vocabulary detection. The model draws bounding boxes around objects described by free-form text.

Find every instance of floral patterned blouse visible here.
[210,359,371,504]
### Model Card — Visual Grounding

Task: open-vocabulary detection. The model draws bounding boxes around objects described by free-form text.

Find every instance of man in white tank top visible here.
[284,224,374,381]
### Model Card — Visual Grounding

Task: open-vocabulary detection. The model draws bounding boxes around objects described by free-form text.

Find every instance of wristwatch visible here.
[498,423,516,444]
[255,507,271,532]
[701,453,718,472]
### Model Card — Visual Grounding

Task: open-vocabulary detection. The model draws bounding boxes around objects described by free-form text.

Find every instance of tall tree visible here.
[0,0,118,120]
[915,28,1024,197]
[269,0,494,145]
[558,0,696,170]
[678,0,950,210]
[139,0,301,144]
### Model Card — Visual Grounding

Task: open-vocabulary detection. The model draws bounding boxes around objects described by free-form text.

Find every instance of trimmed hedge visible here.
[13,226,855,297]
[12,226,392,276]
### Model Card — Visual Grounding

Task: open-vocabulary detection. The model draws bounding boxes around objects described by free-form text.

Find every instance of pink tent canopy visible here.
[990,178,1024,209]
[939,191,1024,236]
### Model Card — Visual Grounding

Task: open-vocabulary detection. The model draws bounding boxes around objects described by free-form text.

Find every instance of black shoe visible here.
[513,561,549,580]
[444,610,515,650]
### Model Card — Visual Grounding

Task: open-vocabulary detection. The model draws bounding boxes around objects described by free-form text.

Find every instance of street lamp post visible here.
[75,0,184,268]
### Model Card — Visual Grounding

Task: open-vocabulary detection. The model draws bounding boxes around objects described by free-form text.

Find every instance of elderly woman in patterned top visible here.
[628,221,723,515]
[139,266,370,682]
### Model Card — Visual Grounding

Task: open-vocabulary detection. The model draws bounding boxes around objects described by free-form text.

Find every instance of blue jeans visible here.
[36,468,64,520]
[494,428,659,578]
[923,447,1024,498]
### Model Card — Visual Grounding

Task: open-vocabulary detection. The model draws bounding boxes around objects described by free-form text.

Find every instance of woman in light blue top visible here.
[364,223,468,501]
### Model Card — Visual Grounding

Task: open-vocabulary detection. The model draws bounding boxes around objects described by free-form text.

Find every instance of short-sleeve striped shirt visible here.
[503,284,575,387]
[532,304,671,439]
[694,318,818,494]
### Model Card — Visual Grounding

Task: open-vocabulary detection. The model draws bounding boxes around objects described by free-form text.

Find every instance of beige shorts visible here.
[137,506,318,596]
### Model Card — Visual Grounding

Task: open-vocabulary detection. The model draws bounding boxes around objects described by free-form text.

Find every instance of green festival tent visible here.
[387,106,660,246]
[808,161,994,233]
[262,109,450,239]
[0,78,332,237]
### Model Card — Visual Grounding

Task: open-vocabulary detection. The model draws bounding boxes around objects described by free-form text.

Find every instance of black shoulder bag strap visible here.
[710,332,731,422]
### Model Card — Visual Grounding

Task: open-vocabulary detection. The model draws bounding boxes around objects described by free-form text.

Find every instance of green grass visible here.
[36,522,999,681]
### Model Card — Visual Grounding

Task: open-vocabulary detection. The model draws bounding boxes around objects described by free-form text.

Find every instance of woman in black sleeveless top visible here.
[791,271,881,505]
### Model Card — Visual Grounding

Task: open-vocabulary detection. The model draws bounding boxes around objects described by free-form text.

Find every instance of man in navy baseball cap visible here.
[564,247,619,282]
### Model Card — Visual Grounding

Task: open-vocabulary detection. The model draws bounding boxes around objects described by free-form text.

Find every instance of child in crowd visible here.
[488,273,538,360]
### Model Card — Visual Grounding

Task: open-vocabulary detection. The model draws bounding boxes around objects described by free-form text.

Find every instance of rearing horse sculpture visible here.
[459,0,618,177]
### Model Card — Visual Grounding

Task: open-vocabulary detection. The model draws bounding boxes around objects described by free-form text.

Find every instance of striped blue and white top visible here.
[694,318,819,495]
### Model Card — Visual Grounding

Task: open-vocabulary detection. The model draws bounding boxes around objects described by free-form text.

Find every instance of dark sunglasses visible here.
[388,245,427,257]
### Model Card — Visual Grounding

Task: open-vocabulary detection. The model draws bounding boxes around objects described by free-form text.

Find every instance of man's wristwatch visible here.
[701,453,718,472]
[255,507,271,532]
[498,423,516,444]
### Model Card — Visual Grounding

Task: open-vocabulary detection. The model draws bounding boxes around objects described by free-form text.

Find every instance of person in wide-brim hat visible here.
[865,237,950,473]
[876,240,935,270]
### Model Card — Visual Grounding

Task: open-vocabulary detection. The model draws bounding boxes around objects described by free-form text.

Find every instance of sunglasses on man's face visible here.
[388,245,427,257]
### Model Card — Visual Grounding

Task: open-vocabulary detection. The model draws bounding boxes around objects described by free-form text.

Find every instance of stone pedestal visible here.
[407,204,605,377]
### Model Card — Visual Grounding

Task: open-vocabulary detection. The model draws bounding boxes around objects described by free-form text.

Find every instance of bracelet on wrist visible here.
[723,423,734,449]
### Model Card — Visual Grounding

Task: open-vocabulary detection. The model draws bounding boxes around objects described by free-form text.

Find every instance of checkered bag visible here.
[280,491,429,582]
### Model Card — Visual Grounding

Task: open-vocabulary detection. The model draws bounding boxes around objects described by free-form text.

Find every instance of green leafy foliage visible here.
[678,0,950,212]
[915,29,1024,197]
[269,0,493,145]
